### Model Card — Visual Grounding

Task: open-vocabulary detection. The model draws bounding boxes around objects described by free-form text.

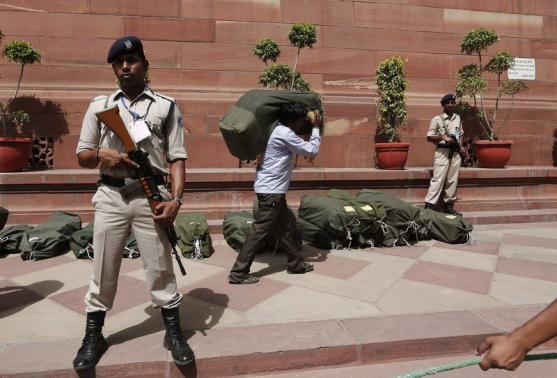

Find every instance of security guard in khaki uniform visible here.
[424,94,463,216]
[74,36,194,370]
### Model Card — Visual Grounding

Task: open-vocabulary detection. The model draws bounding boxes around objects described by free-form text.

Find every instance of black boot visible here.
[73,311,108,370]
[444,202,462,216]
[424,202,434,210]
[162,307,195,365]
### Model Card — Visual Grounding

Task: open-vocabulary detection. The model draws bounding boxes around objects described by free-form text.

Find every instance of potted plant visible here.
[374,56,410,169]
[0,32,41,172]
[456,28,528,168]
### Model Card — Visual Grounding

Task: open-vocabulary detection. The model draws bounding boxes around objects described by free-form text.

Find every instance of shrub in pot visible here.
[456,28,528,168]
[0,32,41,172]
[375,56,410,169]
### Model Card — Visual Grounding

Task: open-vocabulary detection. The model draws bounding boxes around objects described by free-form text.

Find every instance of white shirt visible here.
[254,124,321,194]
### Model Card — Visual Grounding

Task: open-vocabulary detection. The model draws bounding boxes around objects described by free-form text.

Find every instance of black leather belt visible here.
[436,143,452,148]
[100,175,165,188]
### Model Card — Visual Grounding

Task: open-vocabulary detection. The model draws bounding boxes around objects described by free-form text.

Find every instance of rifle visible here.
[95,105,186,276]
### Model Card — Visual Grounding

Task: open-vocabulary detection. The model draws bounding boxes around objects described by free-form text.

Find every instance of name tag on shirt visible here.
[128,120,151,143]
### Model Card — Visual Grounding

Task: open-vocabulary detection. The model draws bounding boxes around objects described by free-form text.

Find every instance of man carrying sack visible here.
[229,103,322,284]
[74,36,193,370]
[424,94,464,216]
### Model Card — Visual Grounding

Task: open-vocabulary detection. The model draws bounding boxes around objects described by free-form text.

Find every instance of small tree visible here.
[456,28,528,140]
[0,36,41,136]
[287,23,317,90]
[253,23,316,93]
[375,56,409,143]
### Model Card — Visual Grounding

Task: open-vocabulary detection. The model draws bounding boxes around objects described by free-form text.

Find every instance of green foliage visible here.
[484,52,514,75]
[375,56,409,143]
[455,28,528,140]
[2,40,41,65]
[0,37,41,136]
[460,28,498,56]
[259,63,312,92]
[252,38,281,65]
[10,110,31,126]
[500,80,528,97]
[288,23,317,49]
[456,65,487,98]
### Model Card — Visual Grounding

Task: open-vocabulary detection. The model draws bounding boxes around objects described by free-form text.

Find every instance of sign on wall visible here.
[508,58,535,80]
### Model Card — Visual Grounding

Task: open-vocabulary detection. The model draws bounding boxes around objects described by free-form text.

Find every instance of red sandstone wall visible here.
[0,0,556,169]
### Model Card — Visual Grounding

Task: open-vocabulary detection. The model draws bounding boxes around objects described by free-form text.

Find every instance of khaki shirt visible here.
[427,112,463,146]
[76,86,187,178]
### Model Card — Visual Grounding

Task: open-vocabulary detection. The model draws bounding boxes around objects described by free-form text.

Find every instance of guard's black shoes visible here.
[424,202,434,210]
[444,202,462,216]
[73,311,108,371]
[162,307,195,366]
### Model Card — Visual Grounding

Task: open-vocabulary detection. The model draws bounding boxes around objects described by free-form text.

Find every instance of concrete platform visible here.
[1,222,557,377]
[2,166,557,226]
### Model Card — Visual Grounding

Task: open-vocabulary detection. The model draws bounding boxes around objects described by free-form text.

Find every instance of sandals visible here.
[229,275,260,285]
[287,262,314,274]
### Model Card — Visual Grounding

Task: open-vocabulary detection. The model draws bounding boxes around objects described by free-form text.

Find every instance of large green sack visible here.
[20,211,82,261]
[222,211,254,251]
[295,215,335,250]
[0,224,34,254]
[175,212,214,259]
[219,90,323,160]
[356,189,425,244]
[418,208,473,244]
[326,189,388,246]
[70,222,141,260]
[298,195,363,248]
[0,207,8,231]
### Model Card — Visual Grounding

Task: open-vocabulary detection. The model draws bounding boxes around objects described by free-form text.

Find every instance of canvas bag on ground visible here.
[20,211,82,261]
[0,207,8,231]
[356,189,425,243]
[219,90,323,161]
[175,212,214,259]
[295,215,335,250]
[70,221,141,260]
[326,189,388,247]
[418,208,473,244]
[0,224,34,255]
[298,195,363,248]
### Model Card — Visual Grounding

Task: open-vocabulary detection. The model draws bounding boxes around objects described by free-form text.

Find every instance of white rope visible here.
[80,243,95,260]
[191,237,204,260]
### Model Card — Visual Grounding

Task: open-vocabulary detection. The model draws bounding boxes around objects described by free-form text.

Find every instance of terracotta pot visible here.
[375,142,410,170]
[0,137,32,172]
[474,140,513,168]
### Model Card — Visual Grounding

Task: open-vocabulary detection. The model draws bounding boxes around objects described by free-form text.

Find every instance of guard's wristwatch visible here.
[173,196,183,206]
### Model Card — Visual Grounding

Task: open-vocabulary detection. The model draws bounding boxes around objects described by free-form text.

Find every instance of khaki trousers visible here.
[84,184,182,313]
[425,148,461,205]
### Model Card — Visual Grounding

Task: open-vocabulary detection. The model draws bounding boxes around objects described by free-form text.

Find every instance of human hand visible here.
[98,148,139,169]
[442,135,454,144]
[477,334,528,371]
[153,199,181,228]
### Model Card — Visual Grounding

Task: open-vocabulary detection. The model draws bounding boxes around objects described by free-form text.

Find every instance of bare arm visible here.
[77,148,139,170]
[478,299,557,371]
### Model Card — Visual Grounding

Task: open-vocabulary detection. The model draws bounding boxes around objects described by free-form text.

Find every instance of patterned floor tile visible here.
[499,243,557,264]
[49,275,151,315]
[349,254,416,289]
[503,233,557,249]
[245,286,381,325]
[179,271,289,311]
[373,245,428,259]
[434,240,500,255]
[489,273,557,305]
[420,247,498,272]
[0,254,75,278]
[403,261,493,294]
[496,256,557,283]
[0,279,44,314]
[375,280,504,315]
[302,252,370,280]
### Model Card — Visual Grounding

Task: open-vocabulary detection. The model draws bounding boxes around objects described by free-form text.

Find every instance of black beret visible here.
[440,93,456,104]
[107,36,145,63]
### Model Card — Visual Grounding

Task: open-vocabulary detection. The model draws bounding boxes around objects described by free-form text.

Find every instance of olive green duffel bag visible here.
[175,212,214,260]
[418,208,473,244]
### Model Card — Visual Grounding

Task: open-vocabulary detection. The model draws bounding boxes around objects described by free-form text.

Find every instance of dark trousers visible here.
[229,193,305,282]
